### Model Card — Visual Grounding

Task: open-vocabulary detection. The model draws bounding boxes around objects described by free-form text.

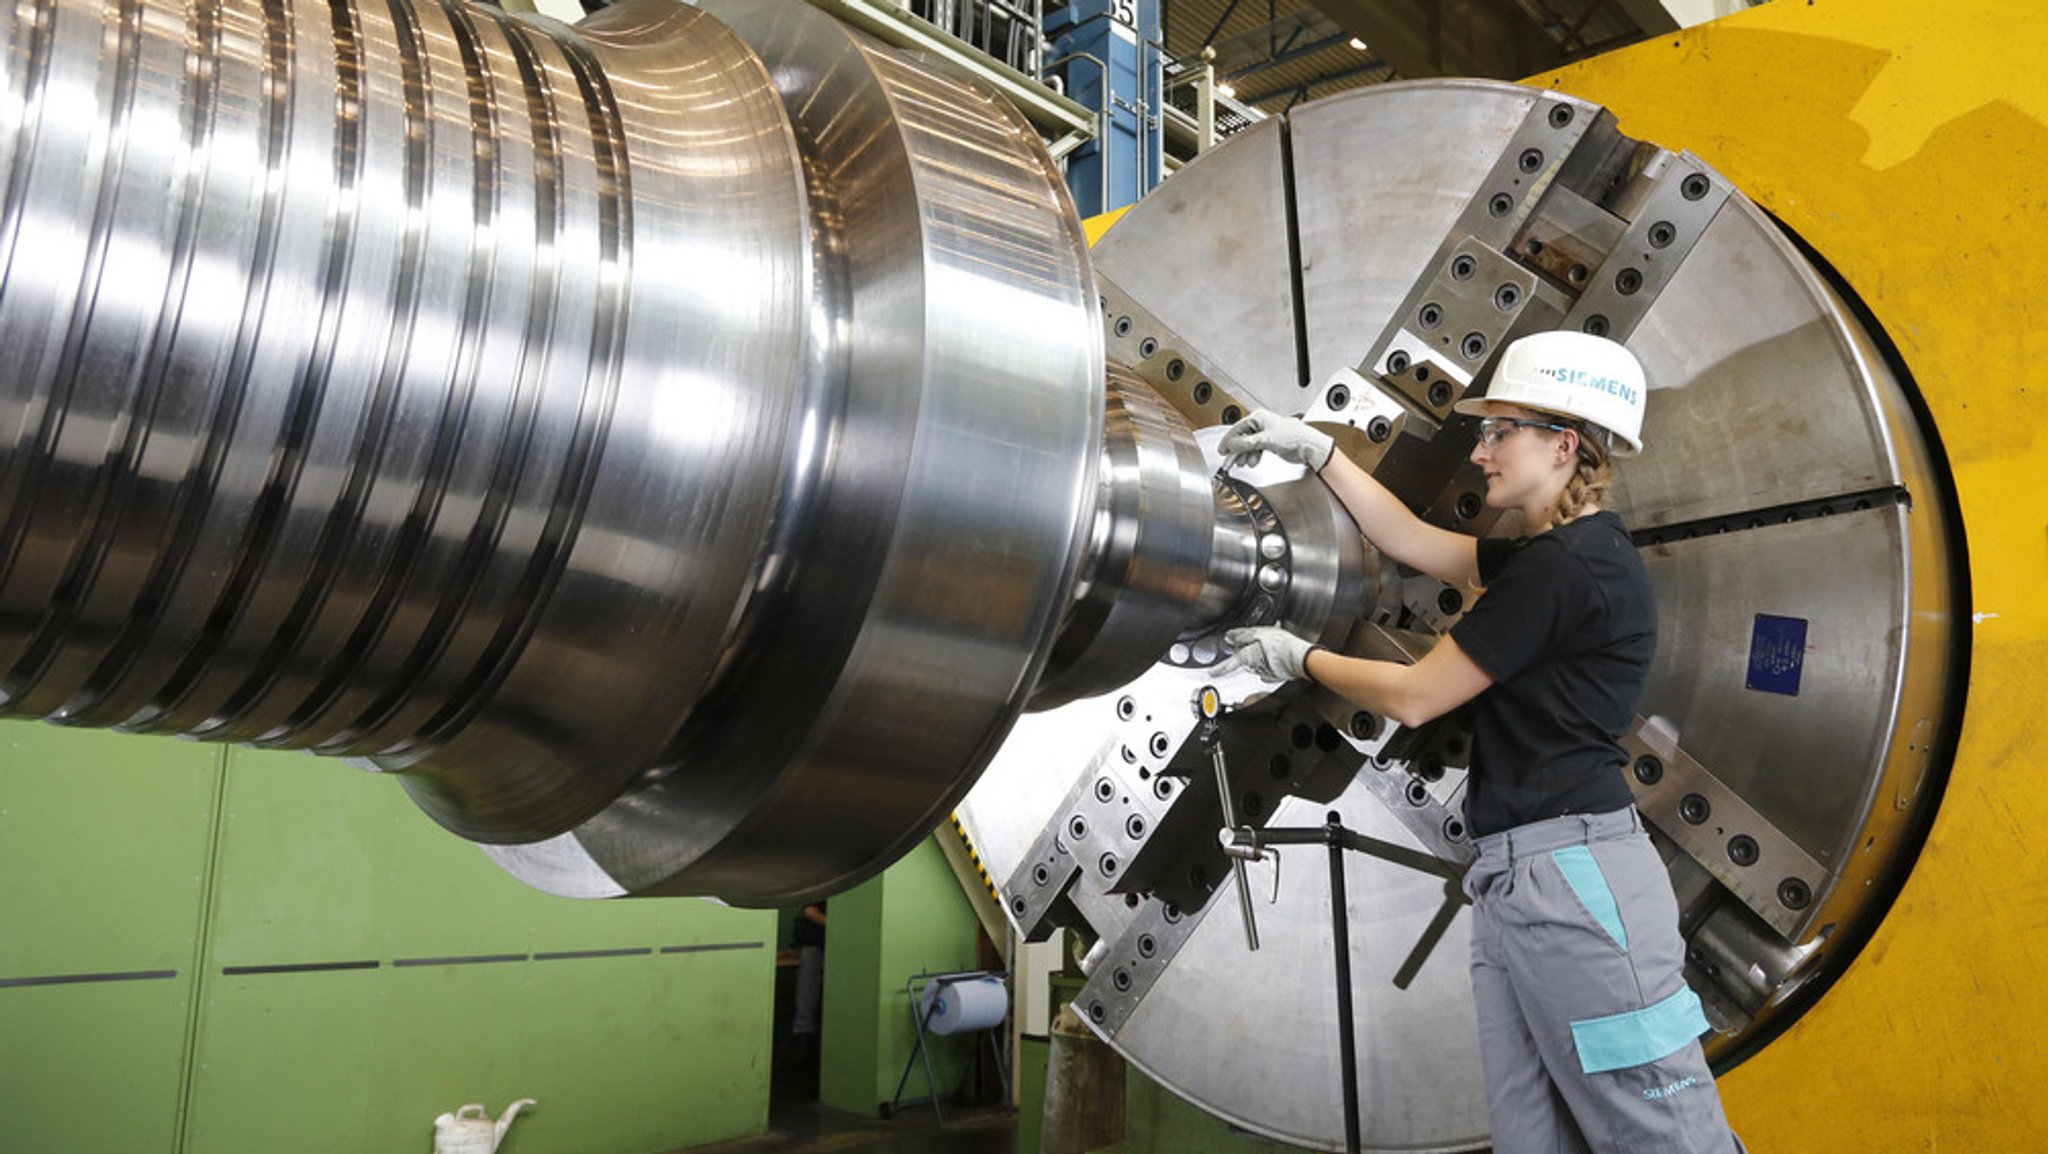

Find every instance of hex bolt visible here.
[1681,173,1711,200]
[1727,835,1760,867]
[1149,731,1171,758]
[1114,315,1133,336]
[1778,878,1813,910]
[1414,365,1431,381]
[1166,358,1185,381]
[1427,381,1454,408]
[1116,695,1136,720]
[1518,147,1544,173]
[1269,753,1292,780]
[1325,383,1351,410]
[1583,314,1611,337]
[1437,588,1464,615]
[1461,332,1488,360]
[1387,350,1413,374]
[1648,221,1677,248]
[1548,103,1574,128]
[1068,814,1089,840]
[1191,380,1213,404]
[1120,744,1137,764]
[1033,864,1051,886]
[1153,777,1174,800]
[1349,711,1380,741]
[1095,777,1116,802]
[1456,492,1482,519]
[1089,1000,1106,1022]
[1443,816,1467,842]
[1220,405,1241,423]
[1162,902,1182,924]
[1011,896,1027,915]
[1138,336,1159,358]
[1291,723,1314,749]
[1405,779,1430,806]
[1419,302,1444,329]
[1679,793,1711,824]
[1495,283,1521,311]
[1633,755,1664,785]
[1450,254,1477,281]
[1137,933,1158,958]
[1615,267,1644,296]
[1259,533,1287,560]
[1488,193,1514,218]
[1125,814,1147,840]
[1414,753,1445,783]
[1257,563,1287,592]
[1367,416,1392,443]
[1567,263,1589,284]
[1099,852,1119,877]
[1112,967,1132,992]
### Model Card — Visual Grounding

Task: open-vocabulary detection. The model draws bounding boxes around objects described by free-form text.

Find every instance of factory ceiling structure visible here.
[1165,0,1685,112]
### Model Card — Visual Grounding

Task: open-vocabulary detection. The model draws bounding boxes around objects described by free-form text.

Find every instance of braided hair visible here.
[1547,421,1616,529]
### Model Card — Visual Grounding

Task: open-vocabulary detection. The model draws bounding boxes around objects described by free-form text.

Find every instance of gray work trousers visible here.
[1465,808,1745,1154]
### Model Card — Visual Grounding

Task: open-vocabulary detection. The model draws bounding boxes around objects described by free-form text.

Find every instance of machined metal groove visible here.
[361,4,629,764]
[1628,484,1911,548]
[1276,116,1313,391]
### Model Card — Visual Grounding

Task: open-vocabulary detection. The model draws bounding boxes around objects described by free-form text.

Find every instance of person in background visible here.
[1217,331,1745,1154]
[791,901,827,1061]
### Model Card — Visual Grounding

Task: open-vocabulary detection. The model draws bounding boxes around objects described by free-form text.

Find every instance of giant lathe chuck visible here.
[958,83,1963,1151]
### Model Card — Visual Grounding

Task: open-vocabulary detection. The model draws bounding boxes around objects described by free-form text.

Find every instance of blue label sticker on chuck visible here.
[1746,614,1808,696]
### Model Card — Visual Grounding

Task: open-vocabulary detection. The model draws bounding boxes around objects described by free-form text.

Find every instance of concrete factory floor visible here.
[666,1044,1019,1154]
[670,1099,1018,1154]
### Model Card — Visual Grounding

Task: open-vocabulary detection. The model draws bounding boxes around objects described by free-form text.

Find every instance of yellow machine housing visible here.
[1539,3,2048,1147]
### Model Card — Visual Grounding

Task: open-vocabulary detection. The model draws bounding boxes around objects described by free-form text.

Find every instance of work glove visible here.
[1221,626,1318,683]
[1217,409,1335,472]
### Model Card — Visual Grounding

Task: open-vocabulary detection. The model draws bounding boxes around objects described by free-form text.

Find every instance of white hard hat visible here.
[1453,331,1646,454]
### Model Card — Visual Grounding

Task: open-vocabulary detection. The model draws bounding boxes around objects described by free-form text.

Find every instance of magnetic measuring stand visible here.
[1192,684,1472,1154]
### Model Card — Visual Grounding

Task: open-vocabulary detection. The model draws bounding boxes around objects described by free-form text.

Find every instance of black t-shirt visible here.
[1447,511,1654,837]
[793,902,827,949]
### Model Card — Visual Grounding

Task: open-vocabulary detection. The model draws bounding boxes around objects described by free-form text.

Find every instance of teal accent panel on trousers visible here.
[1570,985,1712,1074]
[1551,844,1629,951]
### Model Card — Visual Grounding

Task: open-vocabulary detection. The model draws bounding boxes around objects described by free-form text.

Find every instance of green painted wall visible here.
[0,720,774,1154]
[818,837,983,1116]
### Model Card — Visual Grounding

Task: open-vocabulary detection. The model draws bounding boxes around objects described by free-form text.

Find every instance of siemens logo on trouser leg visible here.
[1644,1076,1699,1101]
[1537,365,1641,406]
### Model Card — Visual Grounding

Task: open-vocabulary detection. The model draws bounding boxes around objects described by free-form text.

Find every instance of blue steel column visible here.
[1046,0,1163,215]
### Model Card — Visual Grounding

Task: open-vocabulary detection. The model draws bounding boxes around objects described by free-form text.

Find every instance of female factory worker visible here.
[1218,331,1745,1154]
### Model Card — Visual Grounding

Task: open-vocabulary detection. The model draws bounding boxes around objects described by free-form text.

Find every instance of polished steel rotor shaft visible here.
[0,0,1131,901]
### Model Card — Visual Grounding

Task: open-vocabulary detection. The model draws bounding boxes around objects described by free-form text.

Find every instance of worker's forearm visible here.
[1304,648,1430,730]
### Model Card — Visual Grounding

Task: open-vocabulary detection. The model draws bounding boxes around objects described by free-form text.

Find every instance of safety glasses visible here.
[1474,416,1569,448]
